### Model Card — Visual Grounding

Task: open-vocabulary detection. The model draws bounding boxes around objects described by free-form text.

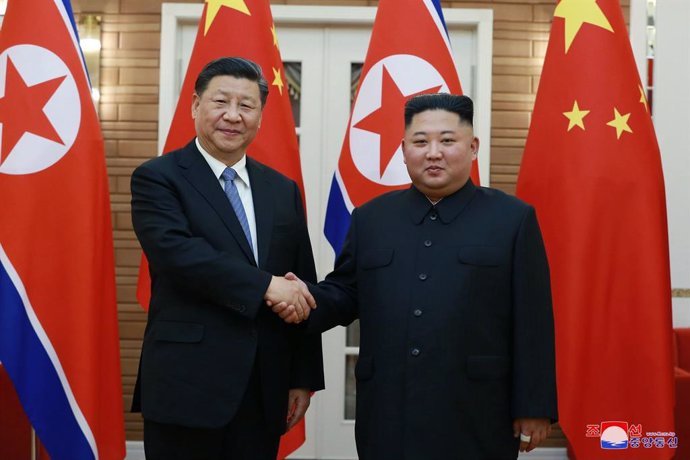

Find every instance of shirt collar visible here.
[196,138,250,187]
[407,179,477,224]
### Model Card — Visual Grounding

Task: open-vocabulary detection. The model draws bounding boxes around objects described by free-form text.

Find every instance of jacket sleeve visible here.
[306,208,361,334]
[131,160,272,319]
[511,205,558,422]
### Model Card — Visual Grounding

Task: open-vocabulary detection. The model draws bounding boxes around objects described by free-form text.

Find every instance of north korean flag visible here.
[324,0,477,255]
[0,0,125,459]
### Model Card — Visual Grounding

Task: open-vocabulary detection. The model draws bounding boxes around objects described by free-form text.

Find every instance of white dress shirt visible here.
[196,138,258,263]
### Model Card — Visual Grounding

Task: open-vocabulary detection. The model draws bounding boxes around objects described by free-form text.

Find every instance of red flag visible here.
[324,0,475,255]
[135,0,308,456]
[516,1,675,458]
[0,0,125,459]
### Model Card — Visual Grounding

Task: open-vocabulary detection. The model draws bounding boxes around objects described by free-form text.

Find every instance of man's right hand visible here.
[264,273,315,323]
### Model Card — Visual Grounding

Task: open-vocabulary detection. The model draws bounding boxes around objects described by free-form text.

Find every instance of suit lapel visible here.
[177,142,256,264]
[247,157,274,269]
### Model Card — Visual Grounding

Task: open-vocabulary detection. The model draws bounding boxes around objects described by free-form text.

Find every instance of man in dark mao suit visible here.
[131,57,324,460]
[274,94,557,460]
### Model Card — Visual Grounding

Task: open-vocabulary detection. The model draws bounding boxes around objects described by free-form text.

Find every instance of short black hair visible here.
[194,57,269,107]
[404,93,473,128]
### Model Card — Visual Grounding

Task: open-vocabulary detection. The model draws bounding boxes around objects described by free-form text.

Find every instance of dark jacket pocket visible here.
[154,321,204,343]
[457,246,504,267]
[360,248,394,270]
[355,356,375,381]
[466,355,511,380]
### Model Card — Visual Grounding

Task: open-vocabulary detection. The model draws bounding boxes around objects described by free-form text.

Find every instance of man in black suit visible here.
[131,57,323,460]
[275,94,557,459]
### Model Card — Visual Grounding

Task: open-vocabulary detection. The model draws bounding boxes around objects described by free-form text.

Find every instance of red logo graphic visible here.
[600,421,629,449]
[586,424,601,437]
[628,424,642,437]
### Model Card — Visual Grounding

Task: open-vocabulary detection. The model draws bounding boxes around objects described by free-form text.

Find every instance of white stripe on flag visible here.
[0,244,99,460]
[422,0,456,64]
[52,0,92,88]
[335,169,355,213]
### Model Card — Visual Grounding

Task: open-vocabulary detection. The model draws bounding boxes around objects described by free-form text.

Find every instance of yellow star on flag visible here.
[204,0,251,36]
[606,108,633,139]
[271,24,279,49]
[554,0,613,53]
[563,100,590,131]
[639,85,649,112]
[272,67,284,95]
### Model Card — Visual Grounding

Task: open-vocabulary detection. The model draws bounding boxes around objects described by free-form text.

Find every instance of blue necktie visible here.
[221,167,253,251]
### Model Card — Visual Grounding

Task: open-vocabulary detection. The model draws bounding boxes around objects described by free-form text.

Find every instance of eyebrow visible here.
[212,89,258,100]
[411,130,457,136]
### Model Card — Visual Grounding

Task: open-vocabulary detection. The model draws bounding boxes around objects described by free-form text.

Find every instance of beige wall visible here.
[70,0,628,444]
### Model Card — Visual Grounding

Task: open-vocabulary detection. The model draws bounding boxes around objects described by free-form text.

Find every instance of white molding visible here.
[125,441,145,460]
[472,8,494,186]
[158,2,203,154]
[629,0,648,86]
[654,0,690,298]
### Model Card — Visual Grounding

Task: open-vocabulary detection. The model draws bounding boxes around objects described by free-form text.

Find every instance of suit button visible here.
[411,348,421,357]
[429,213,438,221]
[424,240,432,247]
[413,309,422,317]
[418,273,427,281]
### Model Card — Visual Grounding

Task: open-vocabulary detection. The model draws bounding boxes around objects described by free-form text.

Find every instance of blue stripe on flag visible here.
[430,0,448,35]
[0,262,95,460]
[53,0,93,89]
[59,0,80,45]
[323,175,352,257]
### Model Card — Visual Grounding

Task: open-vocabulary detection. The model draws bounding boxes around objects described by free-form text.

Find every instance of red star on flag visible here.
[354,65,441,178]
[0,57,66,163]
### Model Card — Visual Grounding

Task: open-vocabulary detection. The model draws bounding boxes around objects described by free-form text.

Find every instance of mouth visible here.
[425,165,444,172]
[218,128,242,136]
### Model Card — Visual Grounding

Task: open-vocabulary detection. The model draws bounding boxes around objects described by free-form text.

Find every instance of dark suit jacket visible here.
[130,140,324,434]
[308,181,557,460]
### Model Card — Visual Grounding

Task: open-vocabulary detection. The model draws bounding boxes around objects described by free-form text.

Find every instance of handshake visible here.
[264,272,316,324]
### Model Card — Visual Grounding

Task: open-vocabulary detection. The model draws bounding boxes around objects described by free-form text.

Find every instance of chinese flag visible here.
[324,0,475,255]
[0,0,125,459]
[516,1,675,459]
[135,0,308,456]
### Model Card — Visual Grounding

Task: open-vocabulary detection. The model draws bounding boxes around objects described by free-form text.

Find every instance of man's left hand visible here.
[513,418,552,452]
[286,388,311,431]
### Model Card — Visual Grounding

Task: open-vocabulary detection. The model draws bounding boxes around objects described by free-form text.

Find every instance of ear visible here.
[471,137,479,160]
[401,138,408,164]
[191,93,200,119]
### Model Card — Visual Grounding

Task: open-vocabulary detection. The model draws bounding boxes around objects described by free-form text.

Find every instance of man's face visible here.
[402,109,478,201]
[192,75,262,164]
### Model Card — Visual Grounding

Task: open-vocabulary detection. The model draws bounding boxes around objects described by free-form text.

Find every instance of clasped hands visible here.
[264,272,315,324]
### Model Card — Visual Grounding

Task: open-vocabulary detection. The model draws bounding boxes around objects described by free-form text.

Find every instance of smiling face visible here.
[402,109,478,201]
[192,75,263,165]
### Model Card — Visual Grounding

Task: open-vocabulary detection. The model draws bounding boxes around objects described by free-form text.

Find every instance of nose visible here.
[425,141,443,159]
[223,103,241,122]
